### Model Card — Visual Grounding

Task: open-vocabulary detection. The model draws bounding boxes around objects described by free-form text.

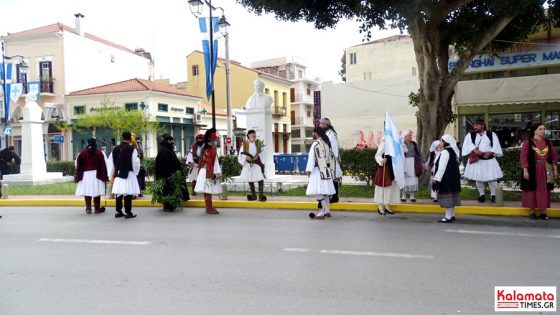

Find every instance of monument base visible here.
[2,172,73,186]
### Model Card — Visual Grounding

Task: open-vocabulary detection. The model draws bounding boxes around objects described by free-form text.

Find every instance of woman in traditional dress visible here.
[194,128,222,214]
[373,137,401,215]
[306,127,336,219]
[520,124,558,220]
[432,134,461,223]
[75,138,109,214]
[400,130,422,202]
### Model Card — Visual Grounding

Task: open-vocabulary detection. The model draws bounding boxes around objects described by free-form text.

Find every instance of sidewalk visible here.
[2,194,559,218]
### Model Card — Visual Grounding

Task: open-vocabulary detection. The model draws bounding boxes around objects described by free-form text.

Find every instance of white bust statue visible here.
[245,79,273,110]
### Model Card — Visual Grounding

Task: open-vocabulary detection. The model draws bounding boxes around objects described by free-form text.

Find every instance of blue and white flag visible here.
[198,16,219,100]
[0,62,13,122]
[383,112,406,189]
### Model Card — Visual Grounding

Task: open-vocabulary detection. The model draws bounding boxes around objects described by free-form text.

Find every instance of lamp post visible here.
[187,0,224,131]
[1,39,28,148]
[217,12,232,154]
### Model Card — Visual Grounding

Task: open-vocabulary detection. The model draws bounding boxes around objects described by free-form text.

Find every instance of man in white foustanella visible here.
[238,130,267,202]
[306,127,336,220]
[187,134,204,196]
[319,118,342,203]
[461,119,503,203]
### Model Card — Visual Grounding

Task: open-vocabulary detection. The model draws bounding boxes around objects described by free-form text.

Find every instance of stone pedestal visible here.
[2,95,71,185]
[243,108,275,179]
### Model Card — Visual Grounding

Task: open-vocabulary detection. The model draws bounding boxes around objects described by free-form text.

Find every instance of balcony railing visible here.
[40,79,54,93]
[272,106,287,116]
[291,117,314,126]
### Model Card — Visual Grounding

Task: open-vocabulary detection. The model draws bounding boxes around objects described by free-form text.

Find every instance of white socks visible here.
[324,197,331,214]
[445,207,454,219]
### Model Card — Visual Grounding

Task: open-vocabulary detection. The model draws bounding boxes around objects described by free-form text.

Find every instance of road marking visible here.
[38,238,151,245]
[283,247,310,252]
[283,248,433,259]
[445,229,560,239]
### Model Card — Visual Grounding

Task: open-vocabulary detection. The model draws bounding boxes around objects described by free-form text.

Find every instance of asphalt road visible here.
[1,207,559,315]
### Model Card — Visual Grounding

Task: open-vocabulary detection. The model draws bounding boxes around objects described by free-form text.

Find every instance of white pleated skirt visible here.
[239,164,265,182]
[306,167,336,196]
[187,164,199,181]
[112,171,140,196]
[75,170,105,197]
[403,157,419,192]
[463,158,503,182]
[194,168,223,194]
[374,182,401,205]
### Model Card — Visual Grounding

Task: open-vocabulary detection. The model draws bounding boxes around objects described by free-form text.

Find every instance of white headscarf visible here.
[441,134,459,157]
[400,130,412,139]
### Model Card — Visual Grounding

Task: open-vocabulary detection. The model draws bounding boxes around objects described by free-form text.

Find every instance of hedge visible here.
[47,161,75,176]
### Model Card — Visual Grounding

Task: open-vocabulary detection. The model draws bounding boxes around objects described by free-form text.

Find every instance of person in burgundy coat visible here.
[75,138,109,214]
[520,124,558,220]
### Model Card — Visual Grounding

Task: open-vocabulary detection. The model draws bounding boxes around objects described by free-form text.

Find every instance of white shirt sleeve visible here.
[106,152,114,178]
[306,142,316,172]
[238,144,247,166]
[461,134,475,157]
[101,151,110,178]
[433,150,450,182]
[491,132,503,157]
[213,156,222,175]
[375,141,385,166]
[186,150,194,164]
[328,131,340,158]
[132,150,141,176]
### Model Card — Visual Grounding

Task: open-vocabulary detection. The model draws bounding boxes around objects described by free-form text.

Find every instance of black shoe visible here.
[450,216,456,222]
[247,195,257,201]
[491,195,496,203]
[401,198,406,202]
[377,208,384,215]
[385,208,395,215]
[410,199,416,202]
[258,196,267,202]
[530,213,537,220]
[124,213,137,219]
[330,196,339,203]
[115,212,125,218]
[433,199,438,203]
[317,201,322,209]
[540,214,550,221]
[478,195,486,203]
[438,217,454,223]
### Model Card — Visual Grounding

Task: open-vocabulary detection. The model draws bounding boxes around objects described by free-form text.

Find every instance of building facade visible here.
[453,30,560,148]
[252,56,319,153]
[2,14,153,160]
[322,35,419,148]
[185,51,292,153]
[67,78,200,158]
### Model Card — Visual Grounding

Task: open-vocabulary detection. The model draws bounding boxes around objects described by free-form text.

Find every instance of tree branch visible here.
[428,0,475,25]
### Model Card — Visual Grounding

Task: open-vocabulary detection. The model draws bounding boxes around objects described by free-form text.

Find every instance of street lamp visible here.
[217,12,232,154]
[187,0,223,131]
[1,39,29,148]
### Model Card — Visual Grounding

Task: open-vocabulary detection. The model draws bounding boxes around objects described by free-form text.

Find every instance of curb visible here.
[0,199,558,218]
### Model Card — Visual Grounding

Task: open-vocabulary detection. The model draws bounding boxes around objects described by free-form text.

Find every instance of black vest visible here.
[112,143,134,179]
[434,147,461,194]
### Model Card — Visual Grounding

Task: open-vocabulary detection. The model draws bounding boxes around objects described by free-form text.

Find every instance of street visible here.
[1,207,559,314]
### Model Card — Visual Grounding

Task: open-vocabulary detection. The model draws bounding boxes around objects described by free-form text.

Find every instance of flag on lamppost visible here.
[198,16,219,101]
[383,112,406,189]
[0,62,13,122]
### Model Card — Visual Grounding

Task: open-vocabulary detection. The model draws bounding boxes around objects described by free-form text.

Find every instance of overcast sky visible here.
[1,0,402,83]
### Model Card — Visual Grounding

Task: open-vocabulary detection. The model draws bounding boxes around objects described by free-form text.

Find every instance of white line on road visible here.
[283,247,311,252]
[445,229,560,239]
[38,238,151,245]
[282,248,433,259]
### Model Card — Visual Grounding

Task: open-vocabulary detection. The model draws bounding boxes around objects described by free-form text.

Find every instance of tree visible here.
[237,0,556,155]
[73,96,161,141]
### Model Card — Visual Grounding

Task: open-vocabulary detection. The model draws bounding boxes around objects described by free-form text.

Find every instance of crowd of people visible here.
[2,116,550,222]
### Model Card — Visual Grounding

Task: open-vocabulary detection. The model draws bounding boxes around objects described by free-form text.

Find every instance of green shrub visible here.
[220,154,242,182]
[142,158,156,178]
[340,148,377,185]
[47,161,75,176]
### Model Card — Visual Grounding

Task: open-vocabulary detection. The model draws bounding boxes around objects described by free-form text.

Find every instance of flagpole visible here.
[1,40,7,148]
[208,0,216,130]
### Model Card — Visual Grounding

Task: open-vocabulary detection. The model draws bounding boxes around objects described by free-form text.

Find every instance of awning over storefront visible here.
[455,73,560,106]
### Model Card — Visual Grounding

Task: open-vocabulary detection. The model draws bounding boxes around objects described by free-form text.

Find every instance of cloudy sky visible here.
[1,0,402,83]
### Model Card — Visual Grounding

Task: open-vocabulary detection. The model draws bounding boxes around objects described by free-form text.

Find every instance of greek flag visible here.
[0,61,13,122]
[383,112,406,189]
[198,17,219,100]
